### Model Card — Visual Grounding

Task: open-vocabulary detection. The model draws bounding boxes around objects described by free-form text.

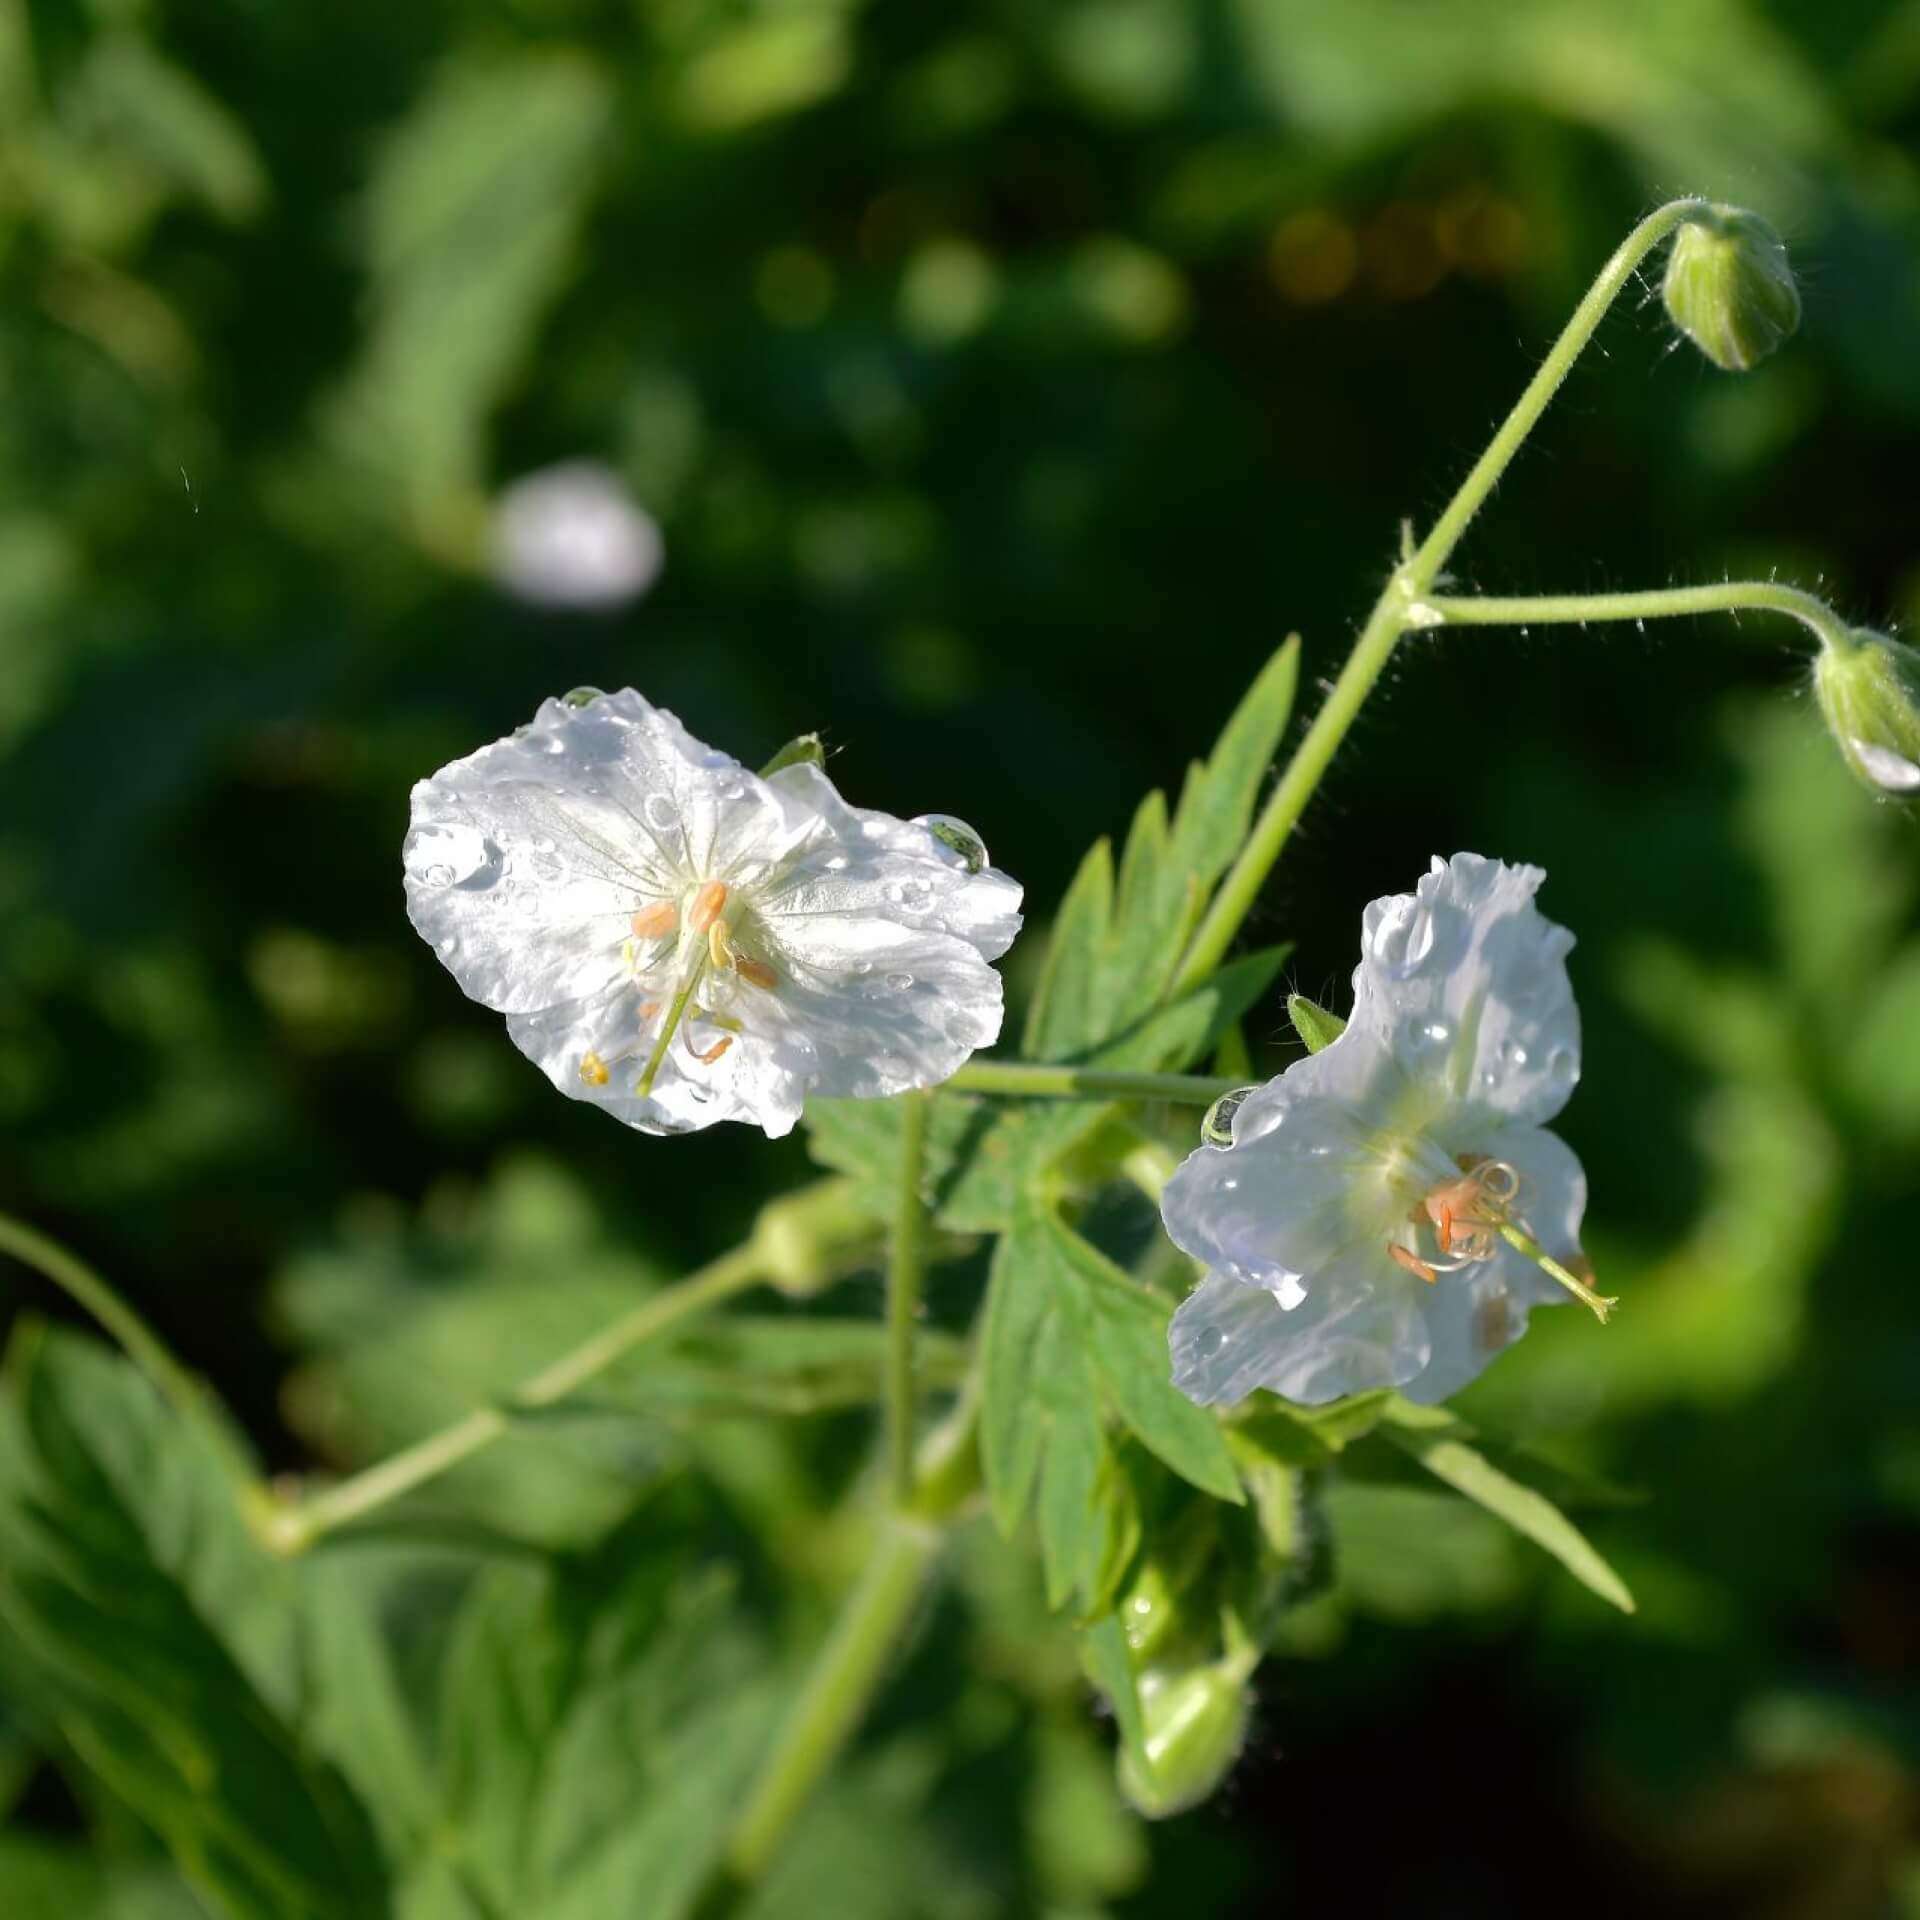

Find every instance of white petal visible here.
[505,978,804,1139]
[1398,1121,1588,1404]
[760,762,1023,963]
[405,689,788,1015]
[1352,851,1580,1126]
[1159,1022,1434,1282]
[1169,1252,1432,1407]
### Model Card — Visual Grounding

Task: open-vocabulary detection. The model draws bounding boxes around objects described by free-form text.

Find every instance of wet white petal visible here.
[406,687,1022,1137]
[1353,852,1580,1126]
[1398,1122,1587,1405]
[1161,852,1589,1408]
[1169,1253,1431,1407]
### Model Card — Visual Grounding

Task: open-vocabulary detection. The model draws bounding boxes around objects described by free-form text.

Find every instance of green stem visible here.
[1407,197,1710,580]
[261,1242,766,1554]
[1170,198,1711,998]
[1495,1222,1619,1323]
[947,1062,1238,1104]
[0,1211,259,1496]
[719,1514,943,1893]
[1424,580,1853,654]
[885,1091,930,1507]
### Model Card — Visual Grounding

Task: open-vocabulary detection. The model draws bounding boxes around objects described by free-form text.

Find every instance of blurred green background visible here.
[4,0,1920,1914]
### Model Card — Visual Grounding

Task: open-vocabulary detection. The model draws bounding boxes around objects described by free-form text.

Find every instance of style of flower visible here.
[403,688,1022,1137]
[1160,853,1605,1408]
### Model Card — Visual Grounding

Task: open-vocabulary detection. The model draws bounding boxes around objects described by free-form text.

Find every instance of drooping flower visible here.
[1160,853,1604,1408]
[403,688,1022,1137]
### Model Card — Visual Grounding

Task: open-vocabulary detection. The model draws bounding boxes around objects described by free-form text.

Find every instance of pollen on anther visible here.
[735,955,778,990]
[1389,1242,1438,1284]
[690,1034,733,1065]
[688,879,729,933]
[579,1051,611,1087]
[631,900,678,940]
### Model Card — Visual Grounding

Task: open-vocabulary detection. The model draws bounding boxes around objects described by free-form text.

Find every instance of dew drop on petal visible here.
[884,971,915,990]
[888,877,935,912]
[1194,1325,1227,1358]
[1369,896,1437,977]
[643,793,680,832]
[911,813,989,873]
[1502,1038,1530,1068]
[824,854,850,872]
[1546,1045,1579,1086]
[1201,1086,1256,1148]
[423,864,454,889]
[562,686,607,708]
[406,822,496,888]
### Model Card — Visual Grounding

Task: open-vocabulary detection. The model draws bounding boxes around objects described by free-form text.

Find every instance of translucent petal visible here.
[1159,1023,1439,1281]
[1169,1251,1432,1408]
[505,978,803,1138]
[1352,852,1580,1126]
[1397,1122,1587,1404]
[405,689,788,1015]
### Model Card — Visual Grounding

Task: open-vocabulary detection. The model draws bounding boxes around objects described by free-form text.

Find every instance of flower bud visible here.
[750,1178,882,1296]
[1286,991,1346,1055]
[1812,629,1920,795]
[1662,205,1800,373]
[1116,1654,1254,1819]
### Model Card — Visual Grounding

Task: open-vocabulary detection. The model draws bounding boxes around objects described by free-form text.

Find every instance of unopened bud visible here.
[1286,992,1346,1055]
[1813,629,1920,795]
[1116,1653,1254,1819]
[1663,205,1800,373]
[750,1178,881,1296]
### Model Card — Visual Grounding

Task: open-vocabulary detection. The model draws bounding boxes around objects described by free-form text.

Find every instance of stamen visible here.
[578,1052,610,1086]
[688,879,729,933]
[687,1034,733,1066]
[1389,1242,1439,1284]
[734,955,778,991]
[631,899,679,940]
[707,918,736,971]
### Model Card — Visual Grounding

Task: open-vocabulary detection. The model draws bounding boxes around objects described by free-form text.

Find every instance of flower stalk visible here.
[1423,579,1854,654]
[947,1062,1239,1104]
[885,1090,931,1507]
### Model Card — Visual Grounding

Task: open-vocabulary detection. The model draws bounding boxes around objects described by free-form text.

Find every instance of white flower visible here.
[1160,853,1600,1408]
[491,461,664,611]
[403,688,1022,1137]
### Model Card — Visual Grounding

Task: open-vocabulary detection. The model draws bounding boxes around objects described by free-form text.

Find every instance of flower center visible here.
[581,879,785,1098]
[1387,1153,1618,1324]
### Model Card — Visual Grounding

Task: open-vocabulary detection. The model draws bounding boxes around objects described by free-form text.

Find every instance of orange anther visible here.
[1389,1243,1438,1284]
[688,880,730,933]
[1435,1206,1455,1255]
[734,955,778,990]
[690,1034,733,1065]
[637,1001,661,1022]
[631,899,679,940]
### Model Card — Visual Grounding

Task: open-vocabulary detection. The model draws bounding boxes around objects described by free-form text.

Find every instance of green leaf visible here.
[1078,1614,1147,1758]
[1286,991,1346,1054]
[982,1195,1240,1608]
[1022,640,1298,1059]
[0,1833,203,1920]
[1379,1405,1637,1614]
[0,1327,390,1920]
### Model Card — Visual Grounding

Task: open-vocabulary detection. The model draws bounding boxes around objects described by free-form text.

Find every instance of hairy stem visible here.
[1171,199,1712,996]
[261,1242,766,1554]
[947,1061,1239,1104]
[885,1091,931,1507]
[1424,579,1854,654]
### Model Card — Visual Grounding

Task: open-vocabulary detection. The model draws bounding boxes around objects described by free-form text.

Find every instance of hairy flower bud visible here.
[1662,205,1800,373]
[1116,1654,1254,1819]
[1813,629,1920,795]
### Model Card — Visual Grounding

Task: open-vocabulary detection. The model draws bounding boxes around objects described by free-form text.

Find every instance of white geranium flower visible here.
[1160,853,1608,1408]
[403,688,1022,1138]
[491,461,664,611]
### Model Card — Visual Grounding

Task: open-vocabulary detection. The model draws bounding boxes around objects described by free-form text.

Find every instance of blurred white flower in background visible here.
[490,460,664,611]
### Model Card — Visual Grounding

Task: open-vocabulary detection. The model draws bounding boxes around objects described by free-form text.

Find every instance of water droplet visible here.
[643,793,680,832]
[911,812,988,873]
[889,877,935,913]
[1201,1086,1256,1148]
[1220,1177,1239,1192]
[884,971,914,991]
[1502,1038,1530,1068]
[1546,1045,1579,1085]
[562,686,605,708]
[406,823,496,889]
[1369,896,1437,977]
[824,853,850,872]
[437,935,458,956]
[541,734,567,753]
[853,959,873,975]
[1193,1326,1227,1358]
